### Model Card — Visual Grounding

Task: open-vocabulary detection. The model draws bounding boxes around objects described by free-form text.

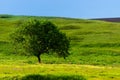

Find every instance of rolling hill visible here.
[0,14,120,80]
[91,17,120,22]
[0,14,120,65]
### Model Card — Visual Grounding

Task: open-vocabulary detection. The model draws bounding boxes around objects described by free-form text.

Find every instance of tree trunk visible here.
[37,55,41,63]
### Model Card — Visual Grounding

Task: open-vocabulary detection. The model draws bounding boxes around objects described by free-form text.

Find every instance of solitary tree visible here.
[11,19,70,63]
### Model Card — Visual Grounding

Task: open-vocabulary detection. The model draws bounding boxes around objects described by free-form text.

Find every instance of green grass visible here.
[1,74,86,80]
[0,14,120,80]
[0,64,120,80]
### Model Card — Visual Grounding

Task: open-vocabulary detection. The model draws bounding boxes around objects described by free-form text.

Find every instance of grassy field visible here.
[0,15,120,80]
[0,64,120,80]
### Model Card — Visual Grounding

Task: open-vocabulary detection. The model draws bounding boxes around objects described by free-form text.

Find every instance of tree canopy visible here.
[11,19,70,63]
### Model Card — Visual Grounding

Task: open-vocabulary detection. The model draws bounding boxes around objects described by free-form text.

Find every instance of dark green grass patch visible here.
[0,41,7,45]
[0,14,13,18]
[21,74,86,80]
[1,74,86,80]
[60,25,81,30]
[80,43,120,47]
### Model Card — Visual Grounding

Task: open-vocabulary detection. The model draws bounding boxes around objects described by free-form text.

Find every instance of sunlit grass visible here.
[0,64,120,80]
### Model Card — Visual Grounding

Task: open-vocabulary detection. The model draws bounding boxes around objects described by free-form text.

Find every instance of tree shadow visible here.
[21,74,86,80]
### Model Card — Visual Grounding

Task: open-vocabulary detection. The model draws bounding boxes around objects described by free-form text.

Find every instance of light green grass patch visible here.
[0,64,120,80]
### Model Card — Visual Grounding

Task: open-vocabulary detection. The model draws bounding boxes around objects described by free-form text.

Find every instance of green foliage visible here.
[11,19,70,62]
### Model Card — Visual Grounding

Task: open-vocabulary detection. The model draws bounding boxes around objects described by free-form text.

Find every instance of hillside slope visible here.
[91,17,120,22]
[0,15,120,66]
